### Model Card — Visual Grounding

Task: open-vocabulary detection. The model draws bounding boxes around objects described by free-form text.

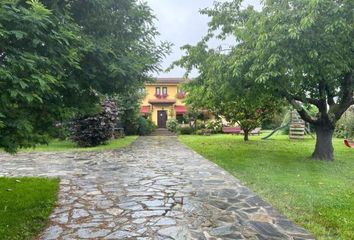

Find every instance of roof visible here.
[146,78,191,85]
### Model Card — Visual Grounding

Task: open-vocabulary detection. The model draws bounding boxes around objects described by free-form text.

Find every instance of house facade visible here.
[140,78,188,128]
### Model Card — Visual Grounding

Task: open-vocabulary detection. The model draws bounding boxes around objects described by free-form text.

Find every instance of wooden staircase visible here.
[289,111,305,140]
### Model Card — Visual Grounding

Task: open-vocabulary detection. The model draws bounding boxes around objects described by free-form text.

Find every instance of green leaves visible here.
[12,30,27,40]
[0,0,81,152]
[0,0,168,153]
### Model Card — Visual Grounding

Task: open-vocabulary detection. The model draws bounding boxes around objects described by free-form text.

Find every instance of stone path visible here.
[0,136,314,240]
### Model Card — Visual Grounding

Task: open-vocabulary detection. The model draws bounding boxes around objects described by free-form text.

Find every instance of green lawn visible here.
[179,133,354,240]
[0,178,59,240]
[19,136,138,152]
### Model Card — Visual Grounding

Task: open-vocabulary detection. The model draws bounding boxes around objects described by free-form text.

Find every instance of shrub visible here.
[176,114,188,124]
[51,122,70,140]
[178,126,194,135]
[196,129,212,136]
[166,119,178,132]
[206,120,223,133]
[113,93,141,135]
[335,108,354,138]
[194,119,206,130]
[137,117,156,136]
[69,100,118,147]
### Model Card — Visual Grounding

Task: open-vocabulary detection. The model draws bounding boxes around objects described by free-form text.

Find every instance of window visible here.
[155,87,161,95]
[162,87,167,95]
[177,87,183,93]
[176,114,186,124]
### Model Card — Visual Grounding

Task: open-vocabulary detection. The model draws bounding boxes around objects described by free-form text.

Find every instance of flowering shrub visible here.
[206,120,223,133]
[166,119,178,132]
[176,92,186,99]
[155,93,168,99]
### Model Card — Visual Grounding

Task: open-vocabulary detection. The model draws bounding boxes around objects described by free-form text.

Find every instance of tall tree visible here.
[0,0,169,153]
[0,0,83,153]
[179,0,354,160]
[68,0,169,106]
[176,43,281,141]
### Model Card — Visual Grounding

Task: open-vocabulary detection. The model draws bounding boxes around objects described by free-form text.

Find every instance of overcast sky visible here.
[145,0,261,77]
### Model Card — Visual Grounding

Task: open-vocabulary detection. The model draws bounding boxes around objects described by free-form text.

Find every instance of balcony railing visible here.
[155,93,168,99]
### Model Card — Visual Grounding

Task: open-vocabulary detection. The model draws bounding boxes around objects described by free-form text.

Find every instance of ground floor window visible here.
[176,114,186,124]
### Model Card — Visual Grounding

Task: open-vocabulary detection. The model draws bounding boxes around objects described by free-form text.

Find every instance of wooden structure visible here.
[289,111,305,140]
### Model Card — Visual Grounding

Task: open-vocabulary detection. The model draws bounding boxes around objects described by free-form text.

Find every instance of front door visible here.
[157,110,167,128]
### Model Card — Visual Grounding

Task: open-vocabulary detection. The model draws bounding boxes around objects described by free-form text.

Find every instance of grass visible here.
[0,178,59,240]
[19,136,138,152]
[179,133,354,240]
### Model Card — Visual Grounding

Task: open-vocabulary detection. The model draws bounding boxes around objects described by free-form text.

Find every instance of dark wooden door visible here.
[157,110,167,128]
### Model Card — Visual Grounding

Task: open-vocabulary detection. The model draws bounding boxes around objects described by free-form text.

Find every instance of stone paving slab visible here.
[0,136,315,240]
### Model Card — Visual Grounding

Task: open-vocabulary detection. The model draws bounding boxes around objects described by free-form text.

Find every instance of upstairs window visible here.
[162,87,167,95]
[155,87,161,96]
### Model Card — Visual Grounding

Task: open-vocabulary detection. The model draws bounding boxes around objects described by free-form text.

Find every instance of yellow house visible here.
[140,78,188,128]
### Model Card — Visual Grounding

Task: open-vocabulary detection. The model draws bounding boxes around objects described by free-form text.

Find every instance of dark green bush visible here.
[69,100,118,147]
[137,117,156,136]
[178,126,194,135]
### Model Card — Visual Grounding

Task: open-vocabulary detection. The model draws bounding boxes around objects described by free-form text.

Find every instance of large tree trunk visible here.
[312,125,334,161]
[243,129,249,141]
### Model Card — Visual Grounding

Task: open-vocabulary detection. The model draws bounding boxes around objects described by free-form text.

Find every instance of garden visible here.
[0,0,353,239]
[179,133,354,239]
[168,0,354,238]
[167,106,354,239]
[0,0,161,239]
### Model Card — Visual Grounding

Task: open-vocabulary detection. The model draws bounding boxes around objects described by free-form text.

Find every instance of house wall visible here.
[141,83,186,125]
[150,105,175,124]
[142,84,184,106]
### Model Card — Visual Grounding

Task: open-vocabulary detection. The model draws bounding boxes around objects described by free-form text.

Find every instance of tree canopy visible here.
[177,43,282,141]
[175,0,353,160]
[0,0,168,153]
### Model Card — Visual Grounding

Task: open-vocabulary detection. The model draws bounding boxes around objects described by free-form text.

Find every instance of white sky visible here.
[145,0,261,77]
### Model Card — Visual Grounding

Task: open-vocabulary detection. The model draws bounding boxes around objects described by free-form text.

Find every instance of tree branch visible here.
[292,95,320,107]
[325,83,335,106]
[297,108,319,125]
[318,80,328,113]
[290,99,319,125]
[333,72,353,120]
